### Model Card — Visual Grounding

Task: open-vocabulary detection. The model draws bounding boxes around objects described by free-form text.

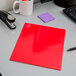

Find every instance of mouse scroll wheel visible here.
[7,15,15,22]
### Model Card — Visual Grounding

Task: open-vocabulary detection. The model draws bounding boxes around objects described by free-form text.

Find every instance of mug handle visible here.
[13,1,20,13]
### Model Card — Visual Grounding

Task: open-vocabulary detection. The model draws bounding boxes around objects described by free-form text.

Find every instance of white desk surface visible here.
[0,1,76,76]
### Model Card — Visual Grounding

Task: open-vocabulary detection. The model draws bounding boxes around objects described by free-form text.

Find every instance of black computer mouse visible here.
[0,73,2,76]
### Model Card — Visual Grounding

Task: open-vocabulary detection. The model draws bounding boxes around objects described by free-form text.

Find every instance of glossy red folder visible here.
[10,23,66,71]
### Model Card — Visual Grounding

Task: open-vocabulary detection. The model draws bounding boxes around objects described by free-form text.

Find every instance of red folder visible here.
[10,23,66,71]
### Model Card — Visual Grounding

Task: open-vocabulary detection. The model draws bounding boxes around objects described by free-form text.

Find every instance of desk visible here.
[0,1,76,76]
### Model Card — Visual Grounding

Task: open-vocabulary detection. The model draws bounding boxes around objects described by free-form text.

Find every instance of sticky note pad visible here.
[10,23,66,71]
[38,12,55,23]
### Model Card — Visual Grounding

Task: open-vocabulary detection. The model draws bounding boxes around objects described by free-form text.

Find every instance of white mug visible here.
[13,0,33,16]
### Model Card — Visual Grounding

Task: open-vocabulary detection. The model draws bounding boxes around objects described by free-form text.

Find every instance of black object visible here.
[67,47,76,51]
[54,0,68,8]
[0,10,16,29]
[63,6,76,22]
[40,0,52,3]
[54,0,76,8]
[0,73,2,76]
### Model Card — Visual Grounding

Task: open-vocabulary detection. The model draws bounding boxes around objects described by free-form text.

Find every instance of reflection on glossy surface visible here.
[10,23,66,71]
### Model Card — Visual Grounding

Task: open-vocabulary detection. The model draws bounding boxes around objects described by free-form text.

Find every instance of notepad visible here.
[38,12,55,23]
[10,23,66,71]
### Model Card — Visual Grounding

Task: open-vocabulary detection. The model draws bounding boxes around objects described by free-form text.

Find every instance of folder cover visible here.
[10,23,66,71]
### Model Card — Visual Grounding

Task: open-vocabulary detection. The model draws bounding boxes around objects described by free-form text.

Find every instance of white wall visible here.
[0,0,40,11]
